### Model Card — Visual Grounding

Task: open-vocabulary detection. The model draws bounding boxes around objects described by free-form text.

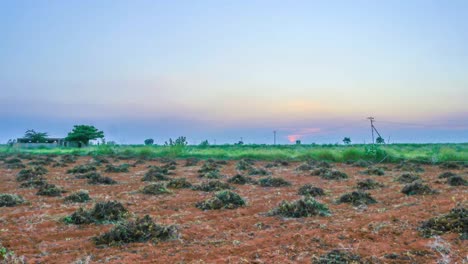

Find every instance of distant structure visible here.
[15,138,78,148]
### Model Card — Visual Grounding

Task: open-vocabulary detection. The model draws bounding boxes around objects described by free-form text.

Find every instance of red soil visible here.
[0,157,466,263]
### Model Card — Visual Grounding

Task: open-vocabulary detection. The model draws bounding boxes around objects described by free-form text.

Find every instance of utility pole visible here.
[367,117,375,144]
[273,130,276,145]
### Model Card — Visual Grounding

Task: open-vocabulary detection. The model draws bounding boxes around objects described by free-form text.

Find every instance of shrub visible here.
[298,184,324,196]
[236,159,254,171]
[312,250,363,264]
[199,171,222,179]
[258,177,291,187]
[142,169,170,182]
[144,138,154,145]
[192,180,233,192]
[64,190,91,203]
[140,183,172,195]
[105,164,130,173]
[361,167,385,176]
[356,179,384,190]
[419,206,467,239]
[438,171,457,179]
[227,174,256,185]
[196,190,246,210]
[65,201,128,225]
[167,178,192,189]
[67,164,97,174]
[36,184,65,197]
[248,167,269,176]
[198,161,220,174]
[395,173,421,183]
[401,181,437,196]
[311,169,348,180]
[75,172,101,179]
[16,166,47,181]
[87,174,117,185]
[447,175,467,186]
[337,191,377,206]
[268,197,331,218]
[19,178,48,188]
[0,194,25,207]
[93,215,178,246]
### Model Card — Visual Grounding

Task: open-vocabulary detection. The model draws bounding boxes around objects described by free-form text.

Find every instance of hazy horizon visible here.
[1,1,467,144]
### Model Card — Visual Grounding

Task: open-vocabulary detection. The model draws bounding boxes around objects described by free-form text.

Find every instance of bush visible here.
[0,194,25,207]
[65,201,128,225]
[356,179,384,190]
[192,180,233,192]
[167,178,192,189]
[144,138,154,145]
[93,215,178,246]
[446,175,467,186]
[196,190,246,210]
[258,177,291,187]
[395,173,421,183]
[36,184,65,197]
[267,197,331,218]
[87,174,117,185]
[361,167,385,176]
[401,181,437,196]
[140,183,172,195]
[312,250,363,264]
[227,174,256,185]
[419,206,467,239]
[298,184,324,196]
[337,191,377,206]
[64,190,91,203]
[105,164,130,173]
[67,164,97,174]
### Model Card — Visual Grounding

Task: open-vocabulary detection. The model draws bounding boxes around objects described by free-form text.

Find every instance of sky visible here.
[1,0,467,144]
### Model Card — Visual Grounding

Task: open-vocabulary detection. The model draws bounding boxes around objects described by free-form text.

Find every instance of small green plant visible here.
[0,193,25,207]
[196,190,246,210]
[337,191,377,206]
[140,183,172,195]
[93,215,178,246]
[298,184,325,196]
[64,190,91,203]
[185,158,199,166]
[268,197,331,218]
[16,166,47,181]
[258,177,291,187]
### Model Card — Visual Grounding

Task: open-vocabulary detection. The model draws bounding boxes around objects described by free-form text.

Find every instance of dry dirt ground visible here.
[0,156,466,263]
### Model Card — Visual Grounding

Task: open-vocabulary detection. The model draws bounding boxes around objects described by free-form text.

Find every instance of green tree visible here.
[24,129,48,143]
[343,137,351,145]
[65,125,104,147]
[376,136,385,144]
[199,140,209,147]
[144,138,154,145]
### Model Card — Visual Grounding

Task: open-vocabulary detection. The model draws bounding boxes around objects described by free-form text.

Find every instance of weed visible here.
[19,178,48,188]
[140,183,172,195]
[36,184,65,196]
[258,177,291,187]
[196,190,246,210]
[64,190,91,203]
[361,167,385,176]
[337,191,377,206]
[446,175,467,186]
[87,174,117,185]
[66,201,128,225]
[401,181,437,195]
[311,169,348,180]
[16,166,47,181]
[395,173,421,183]
[75,172,101,179]
[142,169,170,182]
[356,179,384,190]
[312,250,363,264]
[67,164,97,174]
[93,215,178,246]
[298,184,325,196]
[438,171,457,179]
[0,194,25,207]
[199,171,223,179]
[419,206,467,239]
[184,158,199,167]
[268,197,331,218]
[439,162,461,170]
[166,178,192,189]
[352,159,372,167]
[236,159,254,171]
[105,163,130,173]
[227,174,257,185]
[191,180,233,192]
[247,167,269,176]
[396,162,425,173]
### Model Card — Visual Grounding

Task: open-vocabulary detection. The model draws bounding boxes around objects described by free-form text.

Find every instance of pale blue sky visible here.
[1,0,467,144]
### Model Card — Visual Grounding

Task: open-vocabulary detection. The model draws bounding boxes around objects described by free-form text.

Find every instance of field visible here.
[0,149,467,263]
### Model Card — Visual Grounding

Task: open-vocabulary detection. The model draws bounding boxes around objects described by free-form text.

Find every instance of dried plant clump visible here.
[0,193,25,207]
[446,175,467,186]
[337,191,377,206]
[19,178,48,188]
[419,206,467,239]
[439,162,462,170]
[75,172,101,179]
[196,190,246,210]
[298,184,325,196]
[248,167,270,176]
[140,183,172,195]
[296,162,314,172]
[265,159,289,168]
[16,166,47,181]
[312,250,364,264]
[268,197,331,218]
[3,158,25,169]
[60,155,77,164]
[142,168,170,181]
[361,167,385,176]
[352,159,373,168]
[93,215,179,246]
[356,179,384,190]
[258,177,291,187]
[191,180,233,192]
[67,164,97,174]
[401,181,437,196]
[227,174,257,185]
[36,183,65,197]
[395,162,424,173]
[167,178,192,189]
[65,201,128,225]
[198,160,221,174]
[199,170,223,179]
[438,171,458,179]
[64,190,91,203]
[105,163,130,173]
[87,174,117,185]
[92,156,110,165]
[236,159,254,171]
[395,173,421,183]
[184,158,199,166]
[311,169,348,180]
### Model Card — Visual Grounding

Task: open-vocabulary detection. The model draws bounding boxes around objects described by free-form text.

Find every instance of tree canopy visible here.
[65,125,104,146]
[24,129,48,143]
[343,137,351,145]
[376,136,385,144]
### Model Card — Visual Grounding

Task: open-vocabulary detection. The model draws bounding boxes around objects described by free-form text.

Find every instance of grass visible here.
[1,143,468,163]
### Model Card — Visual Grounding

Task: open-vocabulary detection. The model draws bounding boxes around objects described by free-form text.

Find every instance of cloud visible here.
[285,127,321,143]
